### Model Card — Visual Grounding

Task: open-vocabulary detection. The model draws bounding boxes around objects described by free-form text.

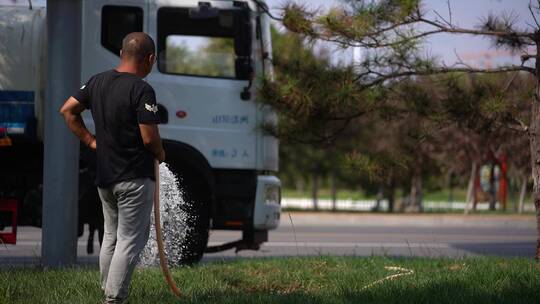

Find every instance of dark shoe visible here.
[103,297,128,304]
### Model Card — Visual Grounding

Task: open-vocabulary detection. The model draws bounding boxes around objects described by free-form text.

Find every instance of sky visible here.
[265,0,532,67]
[1,0,533,67]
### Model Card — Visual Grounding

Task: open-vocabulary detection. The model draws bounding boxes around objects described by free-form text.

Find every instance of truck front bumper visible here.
[253,175,281,230]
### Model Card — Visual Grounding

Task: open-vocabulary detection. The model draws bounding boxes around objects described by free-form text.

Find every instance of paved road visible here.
[1,213,536,266]
[204,213,537,261]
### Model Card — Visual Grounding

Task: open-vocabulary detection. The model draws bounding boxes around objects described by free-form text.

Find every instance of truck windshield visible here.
[158,7,237,79]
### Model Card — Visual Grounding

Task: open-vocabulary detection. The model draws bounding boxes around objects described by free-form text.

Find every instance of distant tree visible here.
[428,73,533,212]
[265,26,349,207]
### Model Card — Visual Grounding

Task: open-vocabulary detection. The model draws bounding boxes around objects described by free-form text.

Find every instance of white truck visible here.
[0,0,281,264]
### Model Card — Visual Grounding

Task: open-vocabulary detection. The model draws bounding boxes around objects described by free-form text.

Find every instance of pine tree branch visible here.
[502,72,520,93]
[301,18,534,49]
[318,29,447,48]
[432,0,453,28]
[417,17,534,41]
[529,1,540,29]
[447,0,453,26]
[326,110,371,121]
[433,10,451,28]
[357,65,536,90]
[283,3,535,47]
[347,18,419,40]
[522,53,537,62]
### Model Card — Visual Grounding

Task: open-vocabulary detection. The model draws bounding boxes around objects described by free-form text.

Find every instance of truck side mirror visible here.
[233,2,252,81]
[189,2,219,19]
[236,57,253,80]
[233,3,252,58]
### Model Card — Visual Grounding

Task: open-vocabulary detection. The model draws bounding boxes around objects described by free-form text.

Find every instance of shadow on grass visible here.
[133,282,538,304]
[451,241,536,257]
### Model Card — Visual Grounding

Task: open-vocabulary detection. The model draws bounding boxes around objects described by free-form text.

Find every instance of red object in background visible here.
[498,152,508,211]
[0,199,17,244]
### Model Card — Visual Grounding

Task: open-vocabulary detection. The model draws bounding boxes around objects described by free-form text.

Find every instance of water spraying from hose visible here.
[142,161,184,297]
[140,162,199,267]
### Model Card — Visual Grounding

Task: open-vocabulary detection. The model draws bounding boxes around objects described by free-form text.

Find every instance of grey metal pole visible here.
[42,0,82,268]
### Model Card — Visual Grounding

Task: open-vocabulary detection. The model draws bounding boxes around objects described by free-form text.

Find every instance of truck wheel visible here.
[169,169,210,266]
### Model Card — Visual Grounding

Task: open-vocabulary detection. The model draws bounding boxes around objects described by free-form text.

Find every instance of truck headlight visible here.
[264,185,281,205]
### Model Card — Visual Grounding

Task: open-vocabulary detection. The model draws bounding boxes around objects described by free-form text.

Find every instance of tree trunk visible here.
[295,178,305,193]
[376,184,384,212]
[489,164,497,211]
[529,48,540,259]
[529,67,540,259]
[499,153,508,211]
[312,172,319,211]
[447,171,454,204]
[330,170,337,211]
[408,171,423,212]
[465,161,477,215]
[387,172,395,213]
[518,176,527,214]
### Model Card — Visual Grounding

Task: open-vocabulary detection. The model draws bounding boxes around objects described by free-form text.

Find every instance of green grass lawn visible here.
[1,256,539,303]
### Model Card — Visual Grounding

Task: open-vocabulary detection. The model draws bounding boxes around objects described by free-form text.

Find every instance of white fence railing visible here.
[281,198,536,212]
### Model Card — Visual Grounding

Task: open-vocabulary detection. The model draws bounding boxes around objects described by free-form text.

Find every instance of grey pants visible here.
[98,177,155,303]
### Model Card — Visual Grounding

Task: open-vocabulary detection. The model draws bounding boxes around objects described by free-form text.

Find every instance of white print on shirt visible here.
[80,84,86,90]
[145,103,158,113]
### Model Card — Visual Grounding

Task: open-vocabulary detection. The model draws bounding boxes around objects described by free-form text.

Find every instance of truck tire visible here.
[167,167,211,266]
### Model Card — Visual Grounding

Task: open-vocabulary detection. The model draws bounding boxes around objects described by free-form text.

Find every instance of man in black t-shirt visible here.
[60,32,165,304]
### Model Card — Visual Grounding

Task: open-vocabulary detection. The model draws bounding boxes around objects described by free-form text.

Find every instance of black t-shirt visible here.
[73,69,160,187]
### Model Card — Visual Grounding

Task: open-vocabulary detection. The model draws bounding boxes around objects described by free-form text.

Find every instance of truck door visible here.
[146,0,258,170]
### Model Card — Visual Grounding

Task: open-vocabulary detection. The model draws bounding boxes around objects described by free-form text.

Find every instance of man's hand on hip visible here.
[59,96,95,149]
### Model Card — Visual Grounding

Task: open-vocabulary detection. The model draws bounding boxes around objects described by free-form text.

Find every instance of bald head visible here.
[121,32,155,62]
